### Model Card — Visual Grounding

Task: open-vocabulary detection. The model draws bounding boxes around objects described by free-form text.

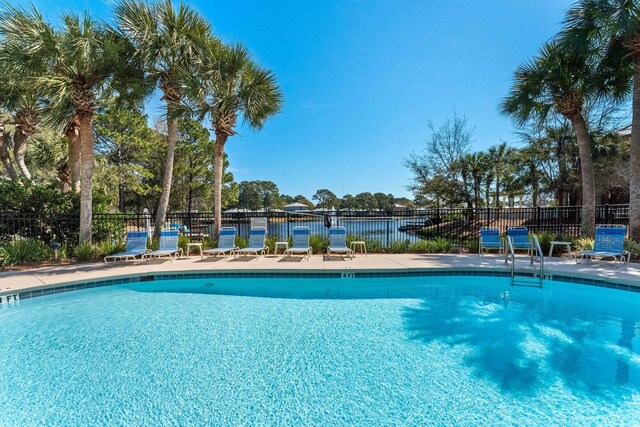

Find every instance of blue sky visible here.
[28,0,571,199]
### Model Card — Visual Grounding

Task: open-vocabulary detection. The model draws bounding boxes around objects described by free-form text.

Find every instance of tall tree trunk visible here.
[629,56,640,241]
[0,121,18,180]
[13,130,31,179]
[67,120,81,193]
[495,176,500,207]
[213,133,227,240]
[531,164,538,207]
[78,114,95,244]
[57,163,71,192]
[570,113,596,237]
[154,113,178,239]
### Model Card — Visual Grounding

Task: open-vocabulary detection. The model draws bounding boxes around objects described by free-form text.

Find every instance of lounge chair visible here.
[234,227,269,258]
[479,227,503,256]
[104,230,148,263]
[202,227,238,259]
[284,226,312,260]
[327,226,353,259]
[506,227,531,257]
[577,225,628,267]
[145,228,183,262]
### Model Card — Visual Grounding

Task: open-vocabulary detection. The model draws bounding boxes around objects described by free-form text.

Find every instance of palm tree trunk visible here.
[67,120,81,193]
[0,121,18,180]
[495,176,500,207]
[154,114,178,240]
[13,130,31,180]
[78,114,95,244]
[569,113,596,237]
[629,55,640,241]
[213,132,227,239]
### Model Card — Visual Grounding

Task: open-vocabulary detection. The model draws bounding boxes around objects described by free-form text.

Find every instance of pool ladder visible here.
[506,235,544,288]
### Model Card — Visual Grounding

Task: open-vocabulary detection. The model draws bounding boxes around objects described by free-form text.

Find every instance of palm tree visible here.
[179,39,283,238]
[560,0,639,238]
[487,142,512,208]
[0,50,42,180]
[0,112,17,179]
[115,0,210,239]
[501,41,627,236]
[0,7,142,243]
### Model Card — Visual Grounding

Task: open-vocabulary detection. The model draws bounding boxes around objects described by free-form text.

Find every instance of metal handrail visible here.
[507,235,544,287]
[531,235,544,283]
[506,236,515,279]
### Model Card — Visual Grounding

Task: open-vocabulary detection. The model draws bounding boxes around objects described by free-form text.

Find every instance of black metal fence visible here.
[0,205,630,249]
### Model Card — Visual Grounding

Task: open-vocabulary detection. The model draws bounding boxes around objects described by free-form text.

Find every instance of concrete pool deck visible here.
[0,253,639,296]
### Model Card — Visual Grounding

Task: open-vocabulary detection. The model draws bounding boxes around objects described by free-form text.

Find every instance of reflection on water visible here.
[402,281,640,394]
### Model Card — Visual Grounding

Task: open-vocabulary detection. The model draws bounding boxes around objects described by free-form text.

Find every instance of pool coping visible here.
[4,264,640,302]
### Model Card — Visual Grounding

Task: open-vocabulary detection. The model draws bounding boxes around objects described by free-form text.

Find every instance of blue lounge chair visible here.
[507,227,531,256]
[284,226,312,260]
[234,227,269,258]
[327,226,353,259]
[202,227,238,259]
[145,228,182,262]
[479,227,503,256]
[577,225,628,267]
[104,230,148,262]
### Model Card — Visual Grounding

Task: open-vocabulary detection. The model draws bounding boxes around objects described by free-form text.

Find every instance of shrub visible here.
[309,234,329,254]
[465,238,480,254]
[235,236,248,249]
[624,239,640,259]
[97,240,125,256]
[532,231,555,255]
[574,237,594,251]
[388,240,408,254]
[178,236,191,253]
[0,239,52,266]
[265,236,279,255]
[408,238,452,253]
[75,242,102,262]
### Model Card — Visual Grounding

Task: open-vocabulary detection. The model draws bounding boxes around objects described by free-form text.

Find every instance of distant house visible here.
[283,202,311,213]
[312,206,337,213]
[393,203,406,210]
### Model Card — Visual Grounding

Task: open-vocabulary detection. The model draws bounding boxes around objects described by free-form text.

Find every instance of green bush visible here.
[265,236,279,255]
[408,238,452,253]
[309,234,329,254]
[0,239,52,266]
[624,239,640,259]
[235,236,248,249]
[532,231,555,255]
[574,237,594,251]
[97,240,125,256]
[388,240,408,254]
[345,236,382,253]
[75,242,102,262]
[465,238,480,253]
[178,236,191,253]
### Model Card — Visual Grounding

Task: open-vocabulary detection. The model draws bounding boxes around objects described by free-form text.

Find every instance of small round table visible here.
[549,241,572,259]
[350,241,367,257]
[274,241,289,255]
[186,242,203,260]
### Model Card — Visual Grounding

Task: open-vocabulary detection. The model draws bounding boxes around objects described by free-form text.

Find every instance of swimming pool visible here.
[1,274,639,426]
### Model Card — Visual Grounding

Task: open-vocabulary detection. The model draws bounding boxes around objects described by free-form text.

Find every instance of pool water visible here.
[1,276,639,426]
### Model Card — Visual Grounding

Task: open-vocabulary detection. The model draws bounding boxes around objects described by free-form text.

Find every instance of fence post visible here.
[386,220,391,246]
[605,204,610,223]
[436,208,440,237]
[536,206,541,233]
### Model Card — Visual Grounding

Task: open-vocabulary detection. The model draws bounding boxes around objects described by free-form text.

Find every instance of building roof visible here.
[284,202,310,208]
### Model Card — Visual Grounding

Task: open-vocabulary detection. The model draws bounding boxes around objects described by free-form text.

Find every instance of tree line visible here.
[0,0,282,243]
[408,0,640,239]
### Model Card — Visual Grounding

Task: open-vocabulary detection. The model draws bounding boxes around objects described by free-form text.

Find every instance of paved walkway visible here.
[1,253,638,296]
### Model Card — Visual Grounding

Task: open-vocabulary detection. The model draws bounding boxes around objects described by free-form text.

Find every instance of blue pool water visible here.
[0,275,639,426]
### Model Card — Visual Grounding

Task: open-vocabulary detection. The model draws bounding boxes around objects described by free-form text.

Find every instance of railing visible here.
[506,235,544,288]
[0,204,630,250]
